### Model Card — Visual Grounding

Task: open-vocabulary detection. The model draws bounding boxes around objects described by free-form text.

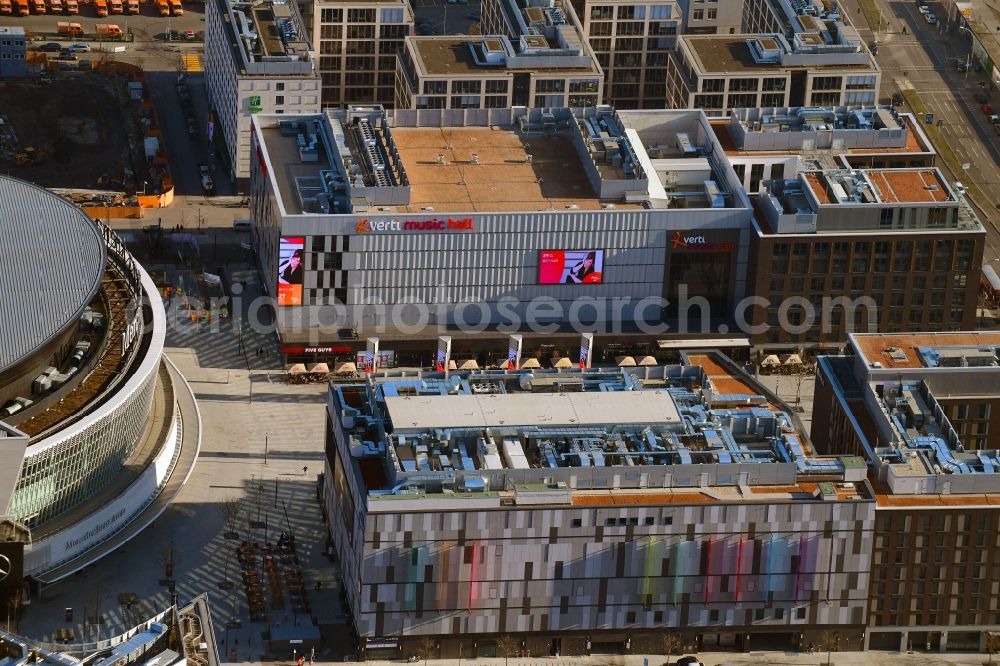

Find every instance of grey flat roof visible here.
[385,390,681,431]
[0,176,105,374]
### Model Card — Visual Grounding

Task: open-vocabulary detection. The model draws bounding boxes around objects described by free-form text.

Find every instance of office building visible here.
[0,176,196,583]
[322,354,874,658]
[250,105,753,363]
[677,0,742,35]
[395,34,603,110]
[666,2,879,114]
[0,26,27,78]
[705,105,984,352]
[576,0,679,109]
[813,332,1000,653]
[312,0,411,108]
[205,0,321,184]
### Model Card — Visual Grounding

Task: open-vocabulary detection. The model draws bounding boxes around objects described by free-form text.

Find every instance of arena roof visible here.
[0,176,106,374]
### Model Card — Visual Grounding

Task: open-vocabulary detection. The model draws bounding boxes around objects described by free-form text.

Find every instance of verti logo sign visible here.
[0,554,10,582]
[354,217,475,233]
[671,231,735,252]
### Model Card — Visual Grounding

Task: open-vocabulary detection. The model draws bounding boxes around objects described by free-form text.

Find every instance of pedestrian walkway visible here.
[181,53,203,73]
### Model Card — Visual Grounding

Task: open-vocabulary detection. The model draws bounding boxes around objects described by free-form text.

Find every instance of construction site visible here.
[0,72,153,195]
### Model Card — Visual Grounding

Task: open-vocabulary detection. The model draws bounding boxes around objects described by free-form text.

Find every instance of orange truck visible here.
[15,0,28,13]
[0,0,12,14]
[30,0,44,13]
[93,0,107,15]
[109,0,122,12]
[65,0,78,13]
[95,22,121,37]
[57,20,83,35]
[126,0,137,13]
[168,0,182,14]
[48,0,62,13]
[155,0,168,15]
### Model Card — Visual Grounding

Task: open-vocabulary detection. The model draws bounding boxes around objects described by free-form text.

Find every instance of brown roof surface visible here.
[867,169,950,203]
[572,492,715,506]
[685,36,875,74]
[853,332,1000,370]
[687,353,760,396]
[393,126,639,213]
[410,36,599,75]
[805,172,833,204]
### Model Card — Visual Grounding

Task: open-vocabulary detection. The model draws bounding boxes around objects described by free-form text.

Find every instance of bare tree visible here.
[416,637,437,666]
[987,631,1000,664]
[819,630,840,666]
[496,635,518,666]
[6,588,22,633]
[660,632,681,666]
[217,497,244,539]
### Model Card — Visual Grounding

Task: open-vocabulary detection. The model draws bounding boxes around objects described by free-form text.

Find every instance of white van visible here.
[233,219,251,232]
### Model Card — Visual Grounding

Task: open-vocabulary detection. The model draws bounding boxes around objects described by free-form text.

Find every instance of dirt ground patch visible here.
[0,73,148,190]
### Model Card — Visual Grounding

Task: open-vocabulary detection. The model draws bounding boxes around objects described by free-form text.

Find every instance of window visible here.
[380,7,404,22]
[571,518,582,527]
[774,608,784,620]
[701,78,725,93]
[650,4,672,19]
[275,95,284,105]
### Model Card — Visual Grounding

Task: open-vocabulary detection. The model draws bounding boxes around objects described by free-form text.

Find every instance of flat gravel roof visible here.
[0,176,106,374]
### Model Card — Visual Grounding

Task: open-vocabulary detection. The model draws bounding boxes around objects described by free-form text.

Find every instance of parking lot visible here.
[0,2,206,41]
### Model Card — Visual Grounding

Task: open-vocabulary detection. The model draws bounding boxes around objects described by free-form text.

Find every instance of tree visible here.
[217,497,244,539]
[496,635,518,666]
[159,540,181,579]
[416,637,437,666]
[987,631,1000,664]
[819,630,840,666]
[660,632,681,666]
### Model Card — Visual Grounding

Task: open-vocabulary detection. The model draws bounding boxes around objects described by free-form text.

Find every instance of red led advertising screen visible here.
[277,236,304,306]
[538,250,604,285]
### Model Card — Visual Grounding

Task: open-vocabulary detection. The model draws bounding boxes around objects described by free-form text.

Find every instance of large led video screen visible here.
[538,250,604,285]
[277,236,304,306]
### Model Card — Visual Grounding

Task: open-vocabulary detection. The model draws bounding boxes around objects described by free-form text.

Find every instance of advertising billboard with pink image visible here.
[538,250,604,284]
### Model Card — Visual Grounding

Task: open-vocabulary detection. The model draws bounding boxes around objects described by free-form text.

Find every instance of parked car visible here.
[975,91,989,104]
[55,51,78,60]
[892,92,905,107]
[983,103,993,115]
[954,181,966,196]
[990,114,1000,125]
[67,43,90,52]
[39,42,62,51]
[187,119,200,136]
[199,164,214,194]
[182,28,195,40]
[925,12,937,24]
[918,4,930,14]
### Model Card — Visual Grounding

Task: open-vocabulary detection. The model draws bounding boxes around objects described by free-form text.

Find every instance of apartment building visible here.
[395,34,603,109]
[812,331,1000,653]
[311,0,411,108]
[0,27,27,78]
[576,0,680,108]
[204,0,321,184]
[678,0,742,34]
[322,357,874,659]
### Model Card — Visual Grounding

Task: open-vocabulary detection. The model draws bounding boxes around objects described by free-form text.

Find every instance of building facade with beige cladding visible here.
[395,35,603,110]
[310,0,412,108]
[576,0,680,108]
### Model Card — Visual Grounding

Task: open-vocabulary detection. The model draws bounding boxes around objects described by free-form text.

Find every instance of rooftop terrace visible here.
[256,106,748,215]
[852,332,1000,371]
[218,0,315,76]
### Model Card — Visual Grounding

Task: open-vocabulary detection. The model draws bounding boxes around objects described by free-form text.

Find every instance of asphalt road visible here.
[840,0,1000,262]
